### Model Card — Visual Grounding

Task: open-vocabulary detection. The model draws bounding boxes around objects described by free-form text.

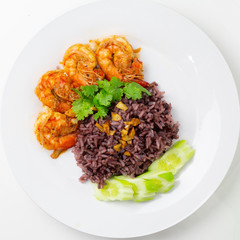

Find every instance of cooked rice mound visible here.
[73,82,179,188]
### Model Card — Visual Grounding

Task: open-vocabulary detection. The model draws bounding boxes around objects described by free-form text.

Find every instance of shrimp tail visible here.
[51,149,67,159]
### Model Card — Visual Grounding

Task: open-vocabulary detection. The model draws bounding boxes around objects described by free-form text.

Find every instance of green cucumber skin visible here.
[94,179,134,201]
[134,194,155,202]
[148,140,195,174]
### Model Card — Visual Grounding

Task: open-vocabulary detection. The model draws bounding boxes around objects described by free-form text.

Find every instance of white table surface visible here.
[0,0,239,239]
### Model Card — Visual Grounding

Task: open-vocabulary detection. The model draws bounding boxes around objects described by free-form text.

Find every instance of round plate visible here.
[1,0,239,238]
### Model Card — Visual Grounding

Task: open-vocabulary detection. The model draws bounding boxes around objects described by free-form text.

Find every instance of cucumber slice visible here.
[94,178,134,201]
[148,140,195,175]
[115,172,174,201]
[115,176,156,202]
[138,171,174,193]
[134,192,156,202]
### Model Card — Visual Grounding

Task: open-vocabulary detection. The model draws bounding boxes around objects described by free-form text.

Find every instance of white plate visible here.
[1,0,239,238]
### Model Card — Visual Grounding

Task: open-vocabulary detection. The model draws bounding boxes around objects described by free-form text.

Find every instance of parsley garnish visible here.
[72,77,151,121]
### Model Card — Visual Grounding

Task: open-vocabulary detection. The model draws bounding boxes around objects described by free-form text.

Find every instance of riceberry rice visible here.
[72,82,179,188]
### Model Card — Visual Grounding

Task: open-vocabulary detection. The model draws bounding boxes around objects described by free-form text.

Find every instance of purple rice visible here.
[72,82,179,188]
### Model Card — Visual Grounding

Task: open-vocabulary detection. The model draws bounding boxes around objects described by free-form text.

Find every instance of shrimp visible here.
[35,70,79,113]
[34,106,78,158]
[96,36,149,88]
[62,44,105,86]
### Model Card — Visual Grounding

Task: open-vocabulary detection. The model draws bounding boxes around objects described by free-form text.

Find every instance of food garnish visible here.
[109,130,116,136]
[111,119,139,152]
[128,127,135,139]
[102,120,111,135]
[111,112,122,121]
[119,140,128,148]
[124,118,140,126]
[120,128,128,137]
[123,82,151,100]
[72,77,151,121]
[116,101,128,111]
[95,122,104,132]
[121,134,133,142]
[114,144,122,152]
[96,121,116,136]
[124,151,131,156]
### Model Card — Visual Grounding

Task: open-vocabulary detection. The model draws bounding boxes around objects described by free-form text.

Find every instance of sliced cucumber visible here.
[94,172,173,202]
[138,171,175,193]
[94,178,134,201]
[134,192,156,202]
[115,171,174,201]
[148,140,195,175]
[115,175,158,202]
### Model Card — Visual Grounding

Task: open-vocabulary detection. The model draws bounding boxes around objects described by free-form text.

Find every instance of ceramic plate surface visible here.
[1,0,239,238]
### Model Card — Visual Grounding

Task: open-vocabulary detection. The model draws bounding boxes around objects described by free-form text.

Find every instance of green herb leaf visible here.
[72,99,94,121]
[109,77,124,88]
[123,82,151,100]
[71,77,150,121]
[80,85,99,97]
[94,105,108,120]
[97,78,124,101]
[97,79,110,90]
[94,90,113,107]
[71,88,83,97]
[111,88,124,101]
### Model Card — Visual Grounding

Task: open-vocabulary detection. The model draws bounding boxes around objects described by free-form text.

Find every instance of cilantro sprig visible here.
[72,77,151,121]
[123,82,151,100]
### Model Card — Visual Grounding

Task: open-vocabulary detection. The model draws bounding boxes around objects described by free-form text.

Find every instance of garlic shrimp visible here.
[34,106,78,158]
[96,36,149,88]
[35,70,79,113]
[62,44,104,86]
